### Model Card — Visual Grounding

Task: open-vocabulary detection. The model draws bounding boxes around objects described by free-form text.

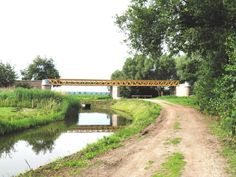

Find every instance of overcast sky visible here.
[0,0,131,79]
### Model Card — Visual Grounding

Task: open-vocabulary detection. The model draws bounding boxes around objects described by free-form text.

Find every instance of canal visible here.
[0,109,130,177]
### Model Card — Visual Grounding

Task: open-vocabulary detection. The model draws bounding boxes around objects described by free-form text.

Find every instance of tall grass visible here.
[0,88,80,135]
[0,88,63,108]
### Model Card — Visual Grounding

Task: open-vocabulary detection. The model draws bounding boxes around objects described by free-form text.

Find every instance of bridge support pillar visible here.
[112,114,118,127]
[41,79,51,90]
[176,82,190,96]
[111,86,121,99]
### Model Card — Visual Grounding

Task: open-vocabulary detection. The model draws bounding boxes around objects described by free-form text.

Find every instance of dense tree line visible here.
[111,54,177,97]
[114,0,236,133]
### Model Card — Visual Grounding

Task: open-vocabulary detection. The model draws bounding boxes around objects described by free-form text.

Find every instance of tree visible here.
[21,56,60,80]
[116,0,236,133]
[111,70,125,80]
[0,62,17,87]
[111,54,178,97]
[116,0,236,76]
[175,55,202,86]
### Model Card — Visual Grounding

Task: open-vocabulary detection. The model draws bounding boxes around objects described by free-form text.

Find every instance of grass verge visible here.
[210,122,236,175]
[156,96,198,108]
[152,152,186,177]
[19,99,161,177]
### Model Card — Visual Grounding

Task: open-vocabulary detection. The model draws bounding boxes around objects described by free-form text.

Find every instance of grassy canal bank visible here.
[19,99,161,177]
[0,88,80,135]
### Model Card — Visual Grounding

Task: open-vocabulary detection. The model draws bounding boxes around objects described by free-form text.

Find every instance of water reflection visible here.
[0,122,66,158]
[78,113,112,126]
[0,110,131,177]
[0,132,110,177]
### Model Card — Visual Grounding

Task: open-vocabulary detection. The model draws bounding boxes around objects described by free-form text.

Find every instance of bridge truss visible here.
[48,79,179,87]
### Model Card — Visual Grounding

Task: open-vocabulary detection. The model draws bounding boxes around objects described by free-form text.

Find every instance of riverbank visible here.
[0,88,80,135]
[19,99,161,177]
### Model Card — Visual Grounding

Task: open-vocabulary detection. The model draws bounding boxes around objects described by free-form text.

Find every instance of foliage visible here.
[194,33,236,133]
[20,100,161,176]
[111,54,178,97]
[116,0,236,133]
[0,88,79,135]
[152,153,186,177]
[116,0,235,59]
[0,62,17,87]
[175,55,202,86]
[21,55,60,80]
[210,121,236,175]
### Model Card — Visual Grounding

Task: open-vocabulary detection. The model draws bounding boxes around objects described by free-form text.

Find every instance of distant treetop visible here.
[21,56,60,80]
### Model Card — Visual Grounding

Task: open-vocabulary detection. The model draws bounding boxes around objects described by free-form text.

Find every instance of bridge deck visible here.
[48,79,179,86]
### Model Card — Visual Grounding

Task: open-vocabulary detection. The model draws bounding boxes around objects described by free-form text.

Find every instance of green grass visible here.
[156,96,198,108]
[152,153,186,177]
[71,94,111,100]
[165,137,182,145]
[145,160,154,170]
[173,120,181,130]
[19,99,161,177]
[0,88,80,135]
[210,122,236,175]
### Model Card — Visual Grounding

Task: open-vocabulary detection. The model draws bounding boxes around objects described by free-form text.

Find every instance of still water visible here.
[0,110,129,177]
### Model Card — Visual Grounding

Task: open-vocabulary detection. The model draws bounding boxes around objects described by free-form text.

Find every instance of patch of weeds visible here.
[144,160,154,170]
[165,137,182,145]
[221,147,236,174]
[152,152,186,177]
[65,160,87,168]
[137,135,145,142]
[210,122,236,175]
[173,120,181,130]
[91,160,104,168]
[69,169,81,176]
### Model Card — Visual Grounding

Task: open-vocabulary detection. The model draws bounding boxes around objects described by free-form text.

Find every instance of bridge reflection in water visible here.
[69,112,129,133]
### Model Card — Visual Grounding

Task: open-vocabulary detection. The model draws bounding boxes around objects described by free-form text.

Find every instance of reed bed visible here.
[0,88,79,135]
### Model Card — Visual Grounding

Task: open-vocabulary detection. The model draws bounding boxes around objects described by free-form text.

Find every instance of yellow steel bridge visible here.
[48,79,179,87]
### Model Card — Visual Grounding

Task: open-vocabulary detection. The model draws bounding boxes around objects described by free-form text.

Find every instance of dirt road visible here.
[79,100,229,177]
